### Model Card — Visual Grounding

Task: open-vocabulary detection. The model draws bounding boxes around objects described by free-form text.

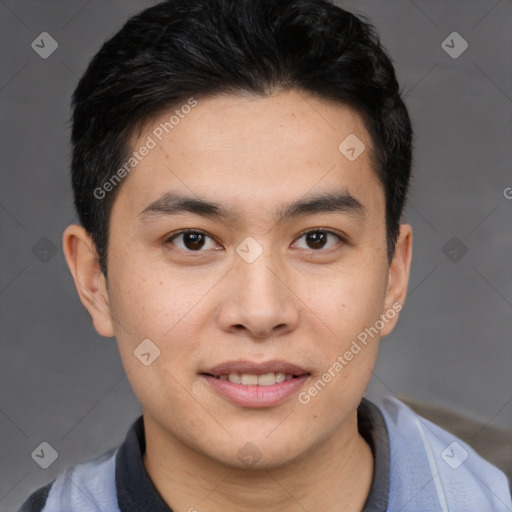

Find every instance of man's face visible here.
[91,90,405,468]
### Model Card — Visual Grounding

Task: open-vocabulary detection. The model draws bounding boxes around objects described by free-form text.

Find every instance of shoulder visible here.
[16,447,119,512]
[376,396,512,511]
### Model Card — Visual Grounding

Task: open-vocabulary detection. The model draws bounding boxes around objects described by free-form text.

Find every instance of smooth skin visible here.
[63,89,412,512]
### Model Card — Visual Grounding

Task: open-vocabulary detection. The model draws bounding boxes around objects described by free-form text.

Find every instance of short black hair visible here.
[71,0,413,277]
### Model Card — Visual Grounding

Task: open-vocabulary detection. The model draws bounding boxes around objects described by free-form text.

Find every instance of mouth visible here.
[203,372,303,386]
[199,360,311,408]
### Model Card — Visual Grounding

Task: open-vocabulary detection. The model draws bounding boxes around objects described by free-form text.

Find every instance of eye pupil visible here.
[306,231,327,249]
[184,232,205,250]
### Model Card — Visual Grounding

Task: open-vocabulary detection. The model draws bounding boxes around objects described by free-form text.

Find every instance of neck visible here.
[143,410,374,512]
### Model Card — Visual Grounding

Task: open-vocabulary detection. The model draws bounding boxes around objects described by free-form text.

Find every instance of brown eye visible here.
[293,230,342,251]
[167,230,218,252]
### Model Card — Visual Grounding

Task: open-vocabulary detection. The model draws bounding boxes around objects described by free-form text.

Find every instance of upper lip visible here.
[201,360,310,376]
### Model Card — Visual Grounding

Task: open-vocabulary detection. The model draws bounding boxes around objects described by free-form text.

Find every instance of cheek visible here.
[106,259,208,385]
[295,263,386,403]
[303,261,387,340]
[108,275,204,418]
[108,250,199,336]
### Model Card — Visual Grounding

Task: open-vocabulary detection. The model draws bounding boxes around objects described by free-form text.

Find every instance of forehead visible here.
[114,90,384,225]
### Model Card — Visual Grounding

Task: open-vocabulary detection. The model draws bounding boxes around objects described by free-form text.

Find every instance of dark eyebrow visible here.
[137,190,366,223]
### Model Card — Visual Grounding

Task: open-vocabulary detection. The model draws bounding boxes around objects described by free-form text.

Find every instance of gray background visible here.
[1,0,511,510]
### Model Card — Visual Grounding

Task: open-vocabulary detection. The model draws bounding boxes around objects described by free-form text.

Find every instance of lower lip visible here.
[201,374,310,408]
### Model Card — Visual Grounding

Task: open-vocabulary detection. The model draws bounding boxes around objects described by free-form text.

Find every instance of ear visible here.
[62,224,115,338]
[380,223,413,337]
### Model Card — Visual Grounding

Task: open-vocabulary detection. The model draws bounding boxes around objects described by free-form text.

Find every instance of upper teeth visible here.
[218,372,295,385]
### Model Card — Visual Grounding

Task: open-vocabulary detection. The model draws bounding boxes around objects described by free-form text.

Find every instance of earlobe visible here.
[62,224,115,338]
[380,223,413,337]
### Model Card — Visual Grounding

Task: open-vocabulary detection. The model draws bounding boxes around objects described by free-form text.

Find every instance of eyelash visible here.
[164,228,345,254]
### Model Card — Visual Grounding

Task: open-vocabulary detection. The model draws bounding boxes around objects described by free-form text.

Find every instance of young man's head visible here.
[63,0,413,502]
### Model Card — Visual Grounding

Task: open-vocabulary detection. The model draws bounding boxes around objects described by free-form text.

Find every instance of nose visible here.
[216,246,300,340]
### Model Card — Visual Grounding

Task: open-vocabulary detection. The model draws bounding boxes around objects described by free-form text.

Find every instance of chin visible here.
[204,435,309,472]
